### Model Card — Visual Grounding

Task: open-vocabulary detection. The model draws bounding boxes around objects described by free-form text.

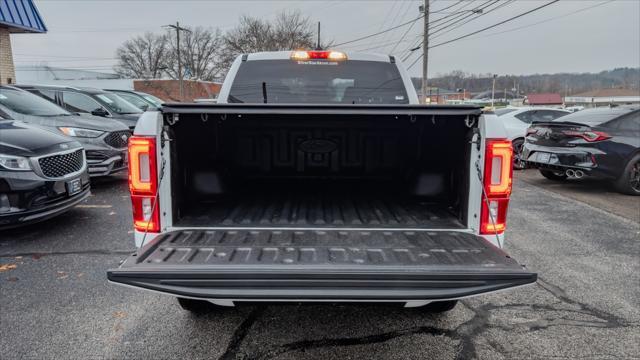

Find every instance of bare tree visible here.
[164,27,225,81]
[220,10,316,72]
[114,32,168,79]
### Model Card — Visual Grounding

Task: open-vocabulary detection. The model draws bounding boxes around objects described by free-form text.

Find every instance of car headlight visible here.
[0,154,31,171]
[58,127,105,138]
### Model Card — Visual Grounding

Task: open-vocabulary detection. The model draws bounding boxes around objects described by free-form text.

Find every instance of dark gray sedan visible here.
[0,86,131,177]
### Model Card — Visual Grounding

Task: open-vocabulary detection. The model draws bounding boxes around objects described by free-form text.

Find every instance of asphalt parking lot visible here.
[1,170,638,359]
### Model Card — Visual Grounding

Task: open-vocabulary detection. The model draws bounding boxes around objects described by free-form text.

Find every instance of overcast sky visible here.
[11,0,640,77]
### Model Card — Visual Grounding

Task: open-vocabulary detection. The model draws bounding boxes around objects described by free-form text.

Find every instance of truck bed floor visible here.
[176,189,464,229]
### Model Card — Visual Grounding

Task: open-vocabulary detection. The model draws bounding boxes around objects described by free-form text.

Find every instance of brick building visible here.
[0,0,47,85]
[134,79,221,102]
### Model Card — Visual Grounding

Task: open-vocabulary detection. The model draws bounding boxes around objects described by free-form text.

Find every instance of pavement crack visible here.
[219,307,266,360]
[536,277,628,328]
[252,324,456,360]
[0,249,135,258]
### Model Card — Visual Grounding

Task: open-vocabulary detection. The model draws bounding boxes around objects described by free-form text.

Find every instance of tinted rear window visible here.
[552,109,632,126]
[495,108,517,116]
[228,59,409,104]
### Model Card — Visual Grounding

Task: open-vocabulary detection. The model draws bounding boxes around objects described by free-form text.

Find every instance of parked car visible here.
[104,89,164,111]
[15,85,142,129]
[0,86,131,177]
[108,50,537,314]
[523,106,640,195]
[0,116,90,229]
[495,107,570,169]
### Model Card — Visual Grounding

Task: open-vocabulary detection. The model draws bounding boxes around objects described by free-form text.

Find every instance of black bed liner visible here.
[177,190,464,229]
[108,229,536,300]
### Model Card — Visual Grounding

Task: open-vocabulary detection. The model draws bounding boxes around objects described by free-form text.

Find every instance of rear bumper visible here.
[522,143,612,178]
[108,229,537,301]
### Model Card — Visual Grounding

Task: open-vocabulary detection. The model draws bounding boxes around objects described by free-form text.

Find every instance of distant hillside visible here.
[412,68,640,95]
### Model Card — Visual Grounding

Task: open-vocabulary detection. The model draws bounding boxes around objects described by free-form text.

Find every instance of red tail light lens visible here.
[562,130,611,142]
[480,139,513,235]
[128,136,160,233]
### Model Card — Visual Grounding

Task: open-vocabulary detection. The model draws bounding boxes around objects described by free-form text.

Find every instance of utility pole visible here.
[491,74,497,108]
[420,0,429,104]
[164,22,191,102]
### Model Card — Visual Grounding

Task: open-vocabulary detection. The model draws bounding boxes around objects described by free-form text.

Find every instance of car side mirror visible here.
[91,108,109,117]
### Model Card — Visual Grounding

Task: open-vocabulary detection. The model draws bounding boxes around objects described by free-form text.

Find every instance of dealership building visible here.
[0,0,46,85]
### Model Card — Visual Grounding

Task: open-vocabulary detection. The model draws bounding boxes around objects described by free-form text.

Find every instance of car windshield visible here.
[139,93,164,106]
[553,109,631,125]
[95,93,142,114]
[495,108,518,116]
[0,88,70,116]
[228,59,409,104]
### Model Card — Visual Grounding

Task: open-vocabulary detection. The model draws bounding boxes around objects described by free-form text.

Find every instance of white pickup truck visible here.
[108,50,536,313]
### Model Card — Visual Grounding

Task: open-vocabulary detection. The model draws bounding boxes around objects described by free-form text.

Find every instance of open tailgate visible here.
[108,230,536,301]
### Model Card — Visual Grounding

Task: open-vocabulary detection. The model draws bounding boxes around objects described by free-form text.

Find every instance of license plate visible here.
[66,178,82,196]
[537,152,551,163]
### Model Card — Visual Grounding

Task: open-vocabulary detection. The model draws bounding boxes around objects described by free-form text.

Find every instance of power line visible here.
[458,0,616,42]
[429,0,561,49]
[430,0,515,40]
[389,16,422,54]
[431,0,465,14]
[379,0,414,48]
[429,0,495,32]
[405,0,563,71]
[334,15,425,47]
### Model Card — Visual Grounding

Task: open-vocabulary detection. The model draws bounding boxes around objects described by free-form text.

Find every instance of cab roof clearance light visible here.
[291,50,347,61]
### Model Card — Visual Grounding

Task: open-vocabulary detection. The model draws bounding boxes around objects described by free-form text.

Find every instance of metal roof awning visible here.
[0,0,47,33]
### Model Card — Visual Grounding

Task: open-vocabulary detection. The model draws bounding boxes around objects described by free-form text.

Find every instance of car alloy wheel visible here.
[512,139,525,170]
[630,159,640,193]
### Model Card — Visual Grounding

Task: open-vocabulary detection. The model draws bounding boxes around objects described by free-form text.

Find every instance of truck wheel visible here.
[614,154,640,196]
[177,297,216,314]
[423,300,458,313]
[539,169,567,181]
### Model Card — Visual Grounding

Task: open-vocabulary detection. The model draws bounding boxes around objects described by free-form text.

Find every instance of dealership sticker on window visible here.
[297,61,339,66]
[395,95,405,101]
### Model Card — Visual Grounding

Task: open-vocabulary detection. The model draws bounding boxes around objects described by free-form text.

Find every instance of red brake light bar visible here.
[291,50,347,61]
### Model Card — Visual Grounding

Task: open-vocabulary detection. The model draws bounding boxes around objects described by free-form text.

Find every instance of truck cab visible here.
[108,50,536,313]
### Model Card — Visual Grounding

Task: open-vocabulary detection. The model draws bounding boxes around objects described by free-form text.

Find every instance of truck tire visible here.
[423,300,458,313]
[614,154,640,196]
[177,297,217,314]
[539,169,567,181]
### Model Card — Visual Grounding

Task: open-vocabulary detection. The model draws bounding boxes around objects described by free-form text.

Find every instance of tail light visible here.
[562,130,611,142]
[128,136,160,233]
[480,139,513,235]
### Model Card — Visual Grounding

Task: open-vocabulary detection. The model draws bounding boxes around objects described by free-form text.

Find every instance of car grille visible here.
[38,149,84,178]
[104,130,131,148]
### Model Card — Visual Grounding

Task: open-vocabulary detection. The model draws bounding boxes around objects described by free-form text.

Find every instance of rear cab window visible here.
[228,59,409,104]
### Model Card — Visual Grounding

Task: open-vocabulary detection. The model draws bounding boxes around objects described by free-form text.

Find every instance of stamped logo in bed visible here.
[298,138,338,154]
